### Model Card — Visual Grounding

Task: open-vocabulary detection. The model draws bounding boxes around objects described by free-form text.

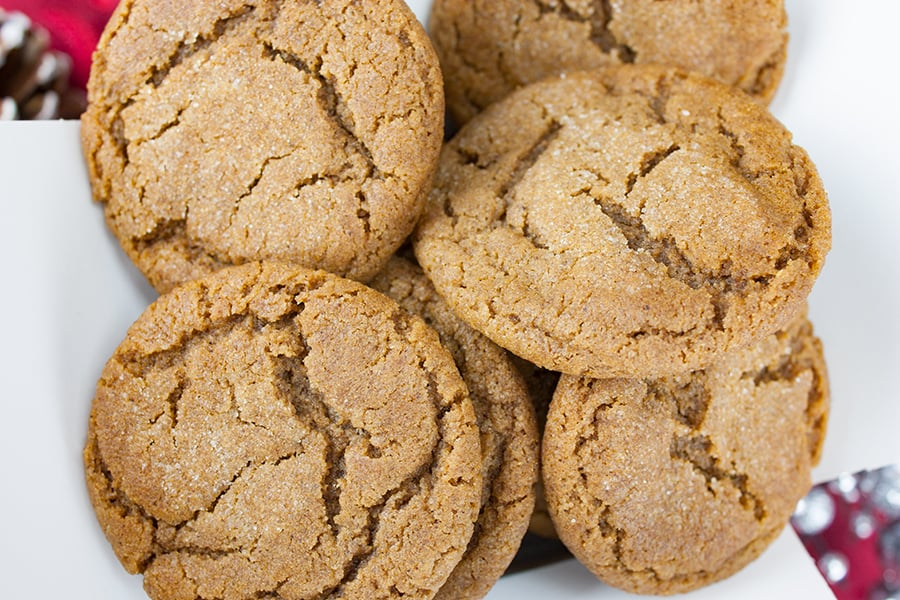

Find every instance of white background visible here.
[1,0,897,597]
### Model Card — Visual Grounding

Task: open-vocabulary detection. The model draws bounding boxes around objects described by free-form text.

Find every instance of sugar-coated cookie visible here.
[82,0,444,292]
[430,0,787,123]
[413,65,830,378]
[84,262,482,599]
[542,310,829,594]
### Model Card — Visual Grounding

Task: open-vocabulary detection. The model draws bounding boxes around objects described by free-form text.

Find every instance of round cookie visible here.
[83,262,482,600]
[413,65,831,378]
[542,310,829,594]
[430,0,788,124]
[81,0,444,293]
[370,256,539,600]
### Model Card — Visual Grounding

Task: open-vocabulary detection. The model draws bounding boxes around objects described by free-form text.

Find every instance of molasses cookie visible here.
[82,0,444,293]
[83,262,482,599]
[542,310,829,594]
[430,0,787,124]
[371,256,539,600]
[413,65,830,378]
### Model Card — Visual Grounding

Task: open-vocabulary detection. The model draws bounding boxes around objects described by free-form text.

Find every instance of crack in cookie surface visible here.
[669,434,765,520]
[260,42,382,182]
[533,0,635,61]
[153,6,256,88]
[497,120,562,202]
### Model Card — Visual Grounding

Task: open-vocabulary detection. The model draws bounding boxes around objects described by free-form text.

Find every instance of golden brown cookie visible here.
[81,0,444,293]
[542,310,829,594]
[413,65,830,379]
[83,262,482,600]
[430,0,787,124]
[370,256,539,600]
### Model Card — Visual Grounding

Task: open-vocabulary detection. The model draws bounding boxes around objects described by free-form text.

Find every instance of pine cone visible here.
[0,9,86,120]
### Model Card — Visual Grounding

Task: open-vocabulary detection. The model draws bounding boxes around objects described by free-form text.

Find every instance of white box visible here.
[1,0,896,597]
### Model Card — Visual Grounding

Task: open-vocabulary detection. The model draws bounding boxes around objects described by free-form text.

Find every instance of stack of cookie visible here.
[79,0,831,598]
[419,0,831,594]
[81,2,539,599]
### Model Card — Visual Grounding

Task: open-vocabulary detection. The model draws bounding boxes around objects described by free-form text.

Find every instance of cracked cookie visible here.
[81,0,444,293]
[541,309,829,594]
[429,0,788,124]
[83,262,483,600]
[370,256,539,600]
[413,65,831,378]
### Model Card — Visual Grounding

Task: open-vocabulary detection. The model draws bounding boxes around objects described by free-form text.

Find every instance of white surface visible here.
[772,1,900,483]
[1,0,897,598]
